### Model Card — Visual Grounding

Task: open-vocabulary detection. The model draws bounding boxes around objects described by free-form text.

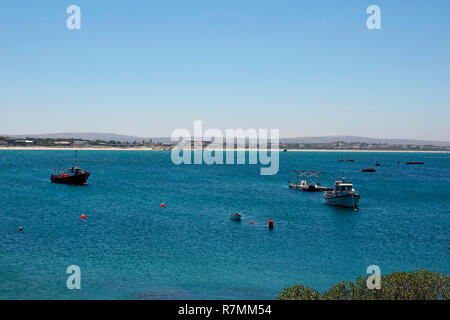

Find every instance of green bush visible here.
[277,269,449,300]
[277,284,321,300]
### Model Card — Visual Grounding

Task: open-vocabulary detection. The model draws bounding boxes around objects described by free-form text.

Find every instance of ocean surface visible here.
[0,150,449,299]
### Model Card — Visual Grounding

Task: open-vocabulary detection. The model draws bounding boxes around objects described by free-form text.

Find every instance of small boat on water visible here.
[375,160,381,167]
[229,213,242,221]
[290,179,333,192]
[50,151,90,185]
[338,157,354,162]
[324,174,360,209]
[406,161,424,165]
[289,170,333,192]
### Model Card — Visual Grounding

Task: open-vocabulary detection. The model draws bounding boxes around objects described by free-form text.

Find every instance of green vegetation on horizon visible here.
[1,136,449,151]
[0,136,167,148]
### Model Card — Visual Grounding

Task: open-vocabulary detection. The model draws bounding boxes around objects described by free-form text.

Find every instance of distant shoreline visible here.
[0,146,448,153]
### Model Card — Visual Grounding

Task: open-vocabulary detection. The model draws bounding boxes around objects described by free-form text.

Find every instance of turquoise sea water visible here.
[0,150,449,299]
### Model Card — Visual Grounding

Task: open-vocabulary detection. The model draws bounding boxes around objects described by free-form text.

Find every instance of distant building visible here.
[175,140,211,148]
[0,140,8,146]
[74,141,89,146]
[15,139,34,145]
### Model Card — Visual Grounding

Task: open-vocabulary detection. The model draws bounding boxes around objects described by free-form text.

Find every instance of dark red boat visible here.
[50,151,90,185]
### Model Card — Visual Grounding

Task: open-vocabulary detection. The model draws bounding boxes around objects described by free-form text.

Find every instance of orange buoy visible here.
[160,203,165,208]
[268,218,274,229]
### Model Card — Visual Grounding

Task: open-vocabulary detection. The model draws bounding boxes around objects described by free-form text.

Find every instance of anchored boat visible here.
[50,151,90,185]
[324,174,360,209]
[229,213,242,221]
[289,170,332,192]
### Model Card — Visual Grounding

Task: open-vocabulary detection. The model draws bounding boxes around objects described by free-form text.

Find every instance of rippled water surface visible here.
[0,150,449,299]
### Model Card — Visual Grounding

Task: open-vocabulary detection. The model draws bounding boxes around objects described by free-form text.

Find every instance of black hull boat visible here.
[50,151,90,185]
[51,171,90,185]
[289,170,332,192]
[229,213,242,221]
[289,182,332,192]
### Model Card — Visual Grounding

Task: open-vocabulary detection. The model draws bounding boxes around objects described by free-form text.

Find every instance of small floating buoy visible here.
[81,214,86,220]
[251,221,254,224]
[268,218,273,229]
[160,203,165,208]
[18,227,23,231]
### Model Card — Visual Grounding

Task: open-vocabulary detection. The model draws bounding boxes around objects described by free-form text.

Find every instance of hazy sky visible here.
[1,0,449,140]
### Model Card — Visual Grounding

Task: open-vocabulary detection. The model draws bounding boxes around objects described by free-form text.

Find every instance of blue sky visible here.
[0,0,449,140]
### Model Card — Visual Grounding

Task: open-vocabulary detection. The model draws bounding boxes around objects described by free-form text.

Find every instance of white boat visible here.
[324,175,360,209]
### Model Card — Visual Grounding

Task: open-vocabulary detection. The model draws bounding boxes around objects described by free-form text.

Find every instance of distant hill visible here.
[3,133,450,146]
[6,132,171,144]
[279,136,450,146]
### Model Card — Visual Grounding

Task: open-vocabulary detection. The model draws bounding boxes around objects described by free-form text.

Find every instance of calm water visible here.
[0,150,449,299]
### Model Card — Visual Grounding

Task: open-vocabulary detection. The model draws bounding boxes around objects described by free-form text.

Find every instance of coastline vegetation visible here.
[0,136,171,149]
[277,269,449,300]
[1,136,449,151]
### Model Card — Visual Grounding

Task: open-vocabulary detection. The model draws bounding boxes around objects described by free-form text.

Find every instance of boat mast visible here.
[74,150,78,167]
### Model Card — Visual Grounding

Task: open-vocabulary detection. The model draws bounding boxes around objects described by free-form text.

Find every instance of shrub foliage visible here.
[277,269,449,300]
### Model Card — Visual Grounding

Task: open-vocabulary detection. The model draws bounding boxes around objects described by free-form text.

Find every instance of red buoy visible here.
[251,221,254,224]
[81,214,86,220]
[160,203,165,208]
[268,218,273,229]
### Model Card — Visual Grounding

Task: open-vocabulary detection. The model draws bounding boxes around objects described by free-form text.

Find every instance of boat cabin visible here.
[68,167,82,175]
[335,181,353,192]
